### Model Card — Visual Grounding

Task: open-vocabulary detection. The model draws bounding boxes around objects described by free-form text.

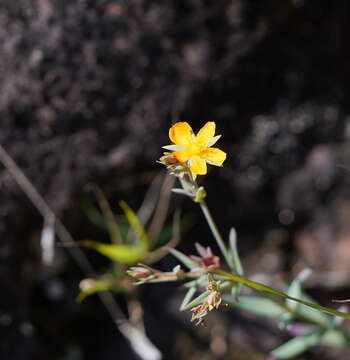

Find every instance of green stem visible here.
[182,171,234,271]
[199,200,232,269]
[212,268,350,320]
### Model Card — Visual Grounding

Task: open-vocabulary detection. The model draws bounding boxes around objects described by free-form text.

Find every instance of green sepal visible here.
[169,248,198,270]
[207,135,221,147]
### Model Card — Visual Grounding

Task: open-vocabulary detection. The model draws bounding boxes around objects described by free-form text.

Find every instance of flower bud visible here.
[159,153,178,166]
[194,186,207,203]
[205,291,222,310]
[127,266,152,279]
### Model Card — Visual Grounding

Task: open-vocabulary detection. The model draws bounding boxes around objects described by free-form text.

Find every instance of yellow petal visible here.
[173,149,191,162]
[190,156,207,175]
[169,122,194,146]
[196,122,215,144]
[202,148,226,166]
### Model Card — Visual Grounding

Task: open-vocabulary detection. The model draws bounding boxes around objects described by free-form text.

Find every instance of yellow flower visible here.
[163,122,226,175]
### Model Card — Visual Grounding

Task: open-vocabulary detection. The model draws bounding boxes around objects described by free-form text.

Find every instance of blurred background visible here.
[1,0,350,359]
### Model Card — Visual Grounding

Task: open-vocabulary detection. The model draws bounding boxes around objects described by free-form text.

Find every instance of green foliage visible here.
[82,240,145,264]
[78,279,112,302]
[168,248,198,269]
[119,200,149,251]
[80,147,350,360]
[185,290,211,309]
[321,329,349,347]
[81,200,150,265]
[227,227,244,299]
[271,332,322,359]
[212,268,350,320]
[180,287,197,311]
[295,294,331,328]
[271,328,349,359]
[224,295,286,319]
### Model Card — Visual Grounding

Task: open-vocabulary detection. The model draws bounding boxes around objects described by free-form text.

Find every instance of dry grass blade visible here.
[0,143,162,360]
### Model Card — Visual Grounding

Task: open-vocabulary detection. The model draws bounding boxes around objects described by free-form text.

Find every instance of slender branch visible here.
[147,174,175,244]
[181,172,233,269]
[199,200,231,267]
[0,144,162,360]
[212,268,350,321]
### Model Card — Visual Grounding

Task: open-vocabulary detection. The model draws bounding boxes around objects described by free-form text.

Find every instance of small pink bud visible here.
[127,266,151,279]
[159,153,178,165]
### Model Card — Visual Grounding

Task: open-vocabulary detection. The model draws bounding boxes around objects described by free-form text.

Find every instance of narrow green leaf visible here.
[320,329,349,347]
[281,268,312,328]
[184,279,198,288]
[184,276,211,288]
[78,279,111,302]
[119,201,149,250]
[185,291,210,310]
[82,240,145,264]
[296,294,331,328]
[228,228,244,275]
[180,287,197,311]
[169,248,198,269]
[271,332,321,359]
[223,295,286,319]
[212,269,350,320]
[286,268,311,311]
[228,227,244,298]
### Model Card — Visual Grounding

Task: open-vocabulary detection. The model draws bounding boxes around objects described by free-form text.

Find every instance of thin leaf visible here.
[212,269,350,320]
[119,201,149,250]
[286,268,312,311]
[82,240,145,264]
[280,268,312,328]
[228,228,244,275]
[184,279,199,288]
[320,329,349,347]
[78,279,111,302]
[169,248,198,269]
[223,295,286,319]
[228,227,244,298]
[271,332,321,359]
[185,291,210,310]
[296,294,331,328]
[180,287,197,311]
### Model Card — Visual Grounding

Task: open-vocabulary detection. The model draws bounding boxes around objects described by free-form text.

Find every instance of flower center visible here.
[188,142,204,156]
